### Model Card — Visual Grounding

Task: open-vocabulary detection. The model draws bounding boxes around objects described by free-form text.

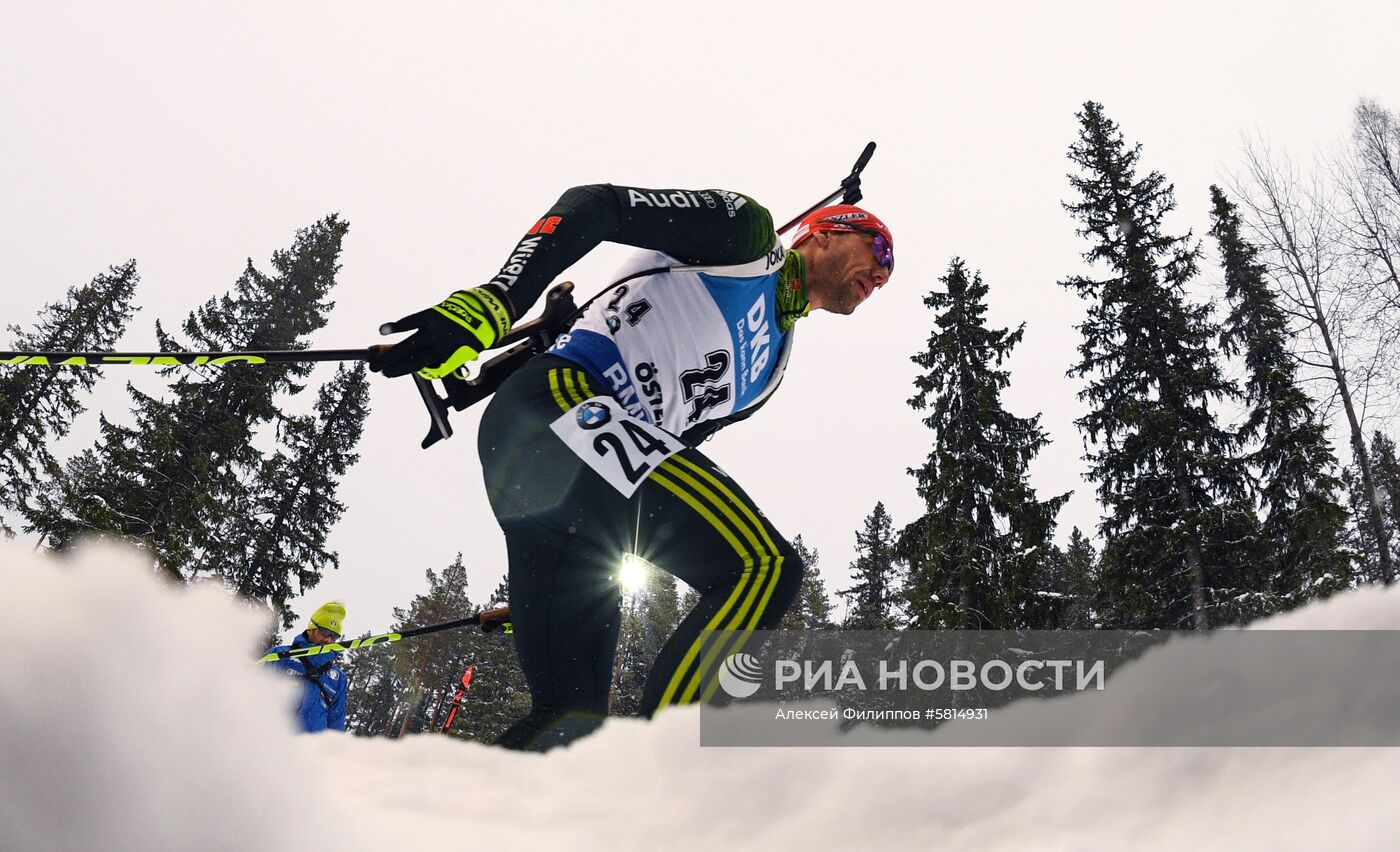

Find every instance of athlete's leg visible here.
[492,524,621,752]
[633,451,805,716]
[479,357,631,751]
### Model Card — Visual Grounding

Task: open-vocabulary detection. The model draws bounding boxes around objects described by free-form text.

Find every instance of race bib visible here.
[551,396,684,496]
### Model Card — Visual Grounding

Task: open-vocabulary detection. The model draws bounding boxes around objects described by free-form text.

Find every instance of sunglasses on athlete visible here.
[819,219,894,272]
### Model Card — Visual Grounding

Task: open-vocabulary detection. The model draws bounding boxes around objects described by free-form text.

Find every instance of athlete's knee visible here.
[716,532,804,628]
[764,536,805,623]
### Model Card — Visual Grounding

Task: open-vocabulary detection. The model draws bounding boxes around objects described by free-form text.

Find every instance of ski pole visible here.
[0,349,373,366]
[259,606,511,663]
[0,280,581,451]
[0,282,580,371]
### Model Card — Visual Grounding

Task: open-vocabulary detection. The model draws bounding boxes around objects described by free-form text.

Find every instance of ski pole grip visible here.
[479,605,511,633]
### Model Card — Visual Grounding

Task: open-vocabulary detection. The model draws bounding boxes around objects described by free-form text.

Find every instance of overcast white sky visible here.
[3,1,1397,637]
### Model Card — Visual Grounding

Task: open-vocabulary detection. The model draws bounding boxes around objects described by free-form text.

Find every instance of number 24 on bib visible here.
[550,396,683,497]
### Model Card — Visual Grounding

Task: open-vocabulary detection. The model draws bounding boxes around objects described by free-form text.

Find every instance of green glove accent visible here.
[419,288,512,379]
[372,287,513,380]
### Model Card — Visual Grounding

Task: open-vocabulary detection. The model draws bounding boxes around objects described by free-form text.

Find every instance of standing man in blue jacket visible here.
[265,601,348,733]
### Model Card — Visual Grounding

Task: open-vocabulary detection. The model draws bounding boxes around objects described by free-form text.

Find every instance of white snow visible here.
[3,541,1398,851]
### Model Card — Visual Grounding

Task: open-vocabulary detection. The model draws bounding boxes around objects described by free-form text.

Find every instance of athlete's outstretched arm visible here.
[482,184,776,320]
[371,185,775,380]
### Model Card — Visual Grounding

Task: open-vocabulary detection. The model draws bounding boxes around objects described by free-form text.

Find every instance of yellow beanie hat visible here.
[308,601,347,636]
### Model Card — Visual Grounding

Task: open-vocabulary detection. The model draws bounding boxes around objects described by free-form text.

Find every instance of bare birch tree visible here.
[1234,138,1394,583]
[1331,99,1400,372]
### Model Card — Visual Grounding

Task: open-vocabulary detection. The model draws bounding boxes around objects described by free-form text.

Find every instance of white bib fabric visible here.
[549,248,794,437]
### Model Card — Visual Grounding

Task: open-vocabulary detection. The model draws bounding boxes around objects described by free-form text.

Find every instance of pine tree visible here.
[203,363,371,629]
[773,536,833,681]
[612,563,682,716]
[1061,102,1251,630]
[345,564,530,742]
[389,556,477,736]
[678,584,700,617]
[1210,186,1352,612]
[899,259,1069,629]
[1347,433,1400,583]
[342,634,405,736]
[1373,435,1400,573]
[1058,528,1100,628]
[448,576,531,741]
[779,535,834,630]
[839,502,903,629]
[639,567,681,658]
[28,217,347,580]
[1033,528,1101,628]
[0,262,138,536]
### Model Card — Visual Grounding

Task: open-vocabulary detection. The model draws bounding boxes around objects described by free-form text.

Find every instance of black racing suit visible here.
[478,185,805,751]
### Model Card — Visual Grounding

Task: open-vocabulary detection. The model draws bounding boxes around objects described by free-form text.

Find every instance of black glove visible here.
[370,287,512,379]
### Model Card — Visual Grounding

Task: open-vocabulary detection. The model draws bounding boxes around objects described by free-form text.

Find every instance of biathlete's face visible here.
[805,230,893,315]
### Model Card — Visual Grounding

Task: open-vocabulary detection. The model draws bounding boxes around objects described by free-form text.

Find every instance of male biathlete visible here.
[371,184,893,750]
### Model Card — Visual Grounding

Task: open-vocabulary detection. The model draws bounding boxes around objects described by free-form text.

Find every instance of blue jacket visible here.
[265,633,347,732]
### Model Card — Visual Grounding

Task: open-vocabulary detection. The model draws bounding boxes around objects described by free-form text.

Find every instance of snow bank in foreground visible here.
[0,541,350,850]
[3,541,1398,851]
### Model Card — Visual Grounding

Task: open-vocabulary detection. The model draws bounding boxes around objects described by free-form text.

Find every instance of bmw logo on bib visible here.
[577,401,611,430]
